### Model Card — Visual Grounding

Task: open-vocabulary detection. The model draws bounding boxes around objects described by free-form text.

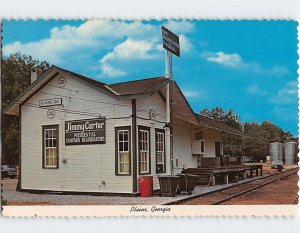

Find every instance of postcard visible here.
[1,19,298,217]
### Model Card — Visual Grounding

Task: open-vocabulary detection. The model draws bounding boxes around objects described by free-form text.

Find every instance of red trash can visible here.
[139,176,153,197]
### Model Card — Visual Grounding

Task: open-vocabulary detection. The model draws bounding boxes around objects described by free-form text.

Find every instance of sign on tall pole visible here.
[161,26,180,175]
[162,26,180,57]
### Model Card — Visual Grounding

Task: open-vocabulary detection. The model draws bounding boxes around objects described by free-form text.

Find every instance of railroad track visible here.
[173,168,298,205]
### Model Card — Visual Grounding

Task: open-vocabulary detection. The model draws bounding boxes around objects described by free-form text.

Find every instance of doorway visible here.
[215,141,221,157]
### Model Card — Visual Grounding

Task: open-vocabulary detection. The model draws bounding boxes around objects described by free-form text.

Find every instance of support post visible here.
[165,50,174,175]
[132,99,137,193]
[211,175,216,186]
[260,167,263,176]
[224,173,229,184]
[17,105,22,191]
[243,171,247,179]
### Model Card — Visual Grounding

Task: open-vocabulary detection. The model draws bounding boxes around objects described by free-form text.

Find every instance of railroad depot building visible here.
[4,66,243,195]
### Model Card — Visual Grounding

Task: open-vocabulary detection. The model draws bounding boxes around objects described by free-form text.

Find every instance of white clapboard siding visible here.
[173,117,224,172]
[173,117,198,173]
[21,73,133,193]
[202,129,223,158]
[136,93,166,190]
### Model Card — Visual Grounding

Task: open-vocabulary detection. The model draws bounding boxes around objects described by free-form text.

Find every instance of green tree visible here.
[199,107,298,161]
[242,121,298,161]
[2,53,50,165]
[200,107,241,129]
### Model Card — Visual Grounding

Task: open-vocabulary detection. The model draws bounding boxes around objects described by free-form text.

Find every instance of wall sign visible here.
[39,98,62,107]
[65,118,106,145]
[57,76,66,87]
[161,26,180,57]
[149,109,156,121]
[47,108,56,119]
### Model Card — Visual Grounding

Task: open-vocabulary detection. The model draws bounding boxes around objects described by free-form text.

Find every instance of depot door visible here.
[215,142,221,157]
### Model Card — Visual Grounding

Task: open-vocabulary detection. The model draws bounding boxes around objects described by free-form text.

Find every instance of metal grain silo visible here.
[284,142,298,164]
[270,142,283,167]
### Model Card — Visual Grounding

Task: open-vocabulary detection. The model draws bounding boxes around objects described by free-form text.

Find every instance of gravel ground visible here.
[2,179,174,205]
[2,178,225,205]
[2,164,297,205]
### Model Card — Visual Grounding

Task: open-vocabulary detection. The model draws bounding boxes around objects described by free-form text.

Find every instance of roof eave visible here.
[3,66,57,116]
[114,79,170,100]
[200,122,244,136]
[174,81,200,125]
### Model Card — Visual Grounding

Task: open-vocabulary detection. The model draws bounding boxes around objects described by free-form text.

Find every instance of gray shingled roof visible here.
[196,114,243,136]
[4,65,243,137]
[108,77,168,96]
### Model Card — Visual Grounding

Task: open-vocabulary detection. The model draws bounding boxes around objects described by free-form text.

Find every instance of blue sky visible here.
[2,20,298,135]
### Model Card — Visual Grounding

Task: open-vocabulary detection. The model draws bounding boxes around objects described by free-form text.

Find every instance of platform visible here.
[181,164,263,186]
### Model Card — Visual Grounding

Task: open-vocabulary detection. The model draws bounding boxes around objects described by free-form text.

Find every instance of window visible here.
[42,125,59,168]
[200,140,205,154]
[115,127,131,175]
[155,129,165,173]
[138,126,150,174]
[118,130,130,174]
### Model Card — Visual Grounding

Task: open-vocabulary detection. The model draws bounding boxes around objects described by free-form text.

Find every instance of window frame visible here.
[155,128,166,173]
[42,125,59,169]
[138,126,151,175]
[115,126,131,176]
[200,140,205,154]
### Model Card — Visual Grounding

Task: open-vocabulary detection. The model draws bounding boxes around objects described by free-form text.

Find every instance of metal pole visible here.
[165,50,174,175]
[165,50,170,79]
[169,52,174,176]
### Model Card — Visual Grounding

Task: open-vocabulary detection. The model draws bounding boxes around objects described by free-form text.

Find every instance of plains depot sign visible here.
[39,98,62,107]
[161,26,180,57]
[65,118,106,145]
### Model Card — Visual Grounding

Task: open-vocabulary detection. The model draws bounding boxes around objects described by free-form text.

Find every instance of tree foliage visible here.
[243,121,297,161]
[200,107,298,161]
[200,107,241,129]
[2,53,50,165]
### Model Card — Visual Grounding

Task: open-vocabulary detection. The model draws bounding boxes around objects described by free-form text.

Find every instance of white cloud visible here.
[246,85,260,94]
[272,106,297,122]
[206,52,243,68]
[100,63,126,78]
[182,90,200,98]
[179,34,193,53]
[3,20,195,78]
[202,51,289,77]
[101,39,157,62]
[100,39,158,77]
[269,81,298,104]
[3,20,157,64]
[245,84,268,96]
[164,20,195,34]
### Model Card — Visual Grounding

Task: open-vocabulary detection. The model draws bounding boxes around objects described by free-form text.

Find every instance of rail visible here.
[211,168,298,205]
[168,167,298,205]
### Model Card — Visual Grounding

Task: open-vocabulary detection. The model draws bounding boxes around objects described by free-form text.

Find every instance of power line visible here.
[12,88,166,118]
[48,83,78,92]
[22,102,167,124]
[38,90,166,118]
[24,102,132,120]
[38,90,132,108]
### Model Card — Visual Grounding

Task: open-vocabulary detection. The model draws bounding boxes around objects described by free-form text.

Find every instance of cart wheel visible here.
[188,191,192,195]
[159,193,162,197]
